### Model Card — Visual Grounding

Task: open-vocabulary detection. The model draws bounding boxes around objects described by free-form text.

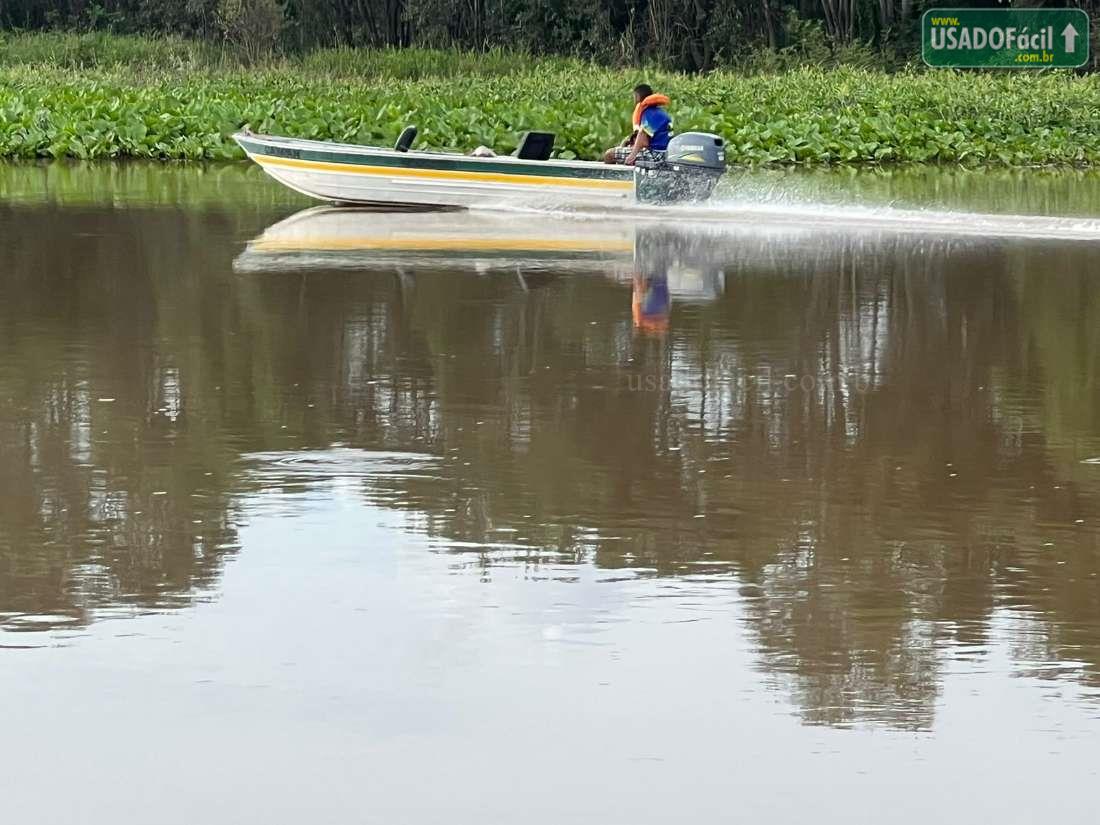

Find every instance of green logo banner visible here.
[923,8,1090,68]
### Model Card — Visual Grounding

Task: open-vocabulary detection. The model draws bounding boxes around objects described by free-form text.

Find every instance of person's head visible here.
[633,84,654,104]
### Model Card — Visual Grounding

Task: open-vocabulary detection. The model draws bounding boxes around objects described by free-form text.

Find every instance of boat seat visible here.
[394,125,417,153]
[513,132,555,161]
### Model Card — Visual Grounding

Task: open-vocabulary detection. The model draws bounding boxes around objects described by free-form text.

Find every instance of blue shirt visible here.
[640,106,672,151]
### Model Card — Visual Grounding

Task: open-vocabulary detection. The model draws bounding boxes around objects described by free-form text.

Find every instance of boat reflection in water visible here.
[234,206,730,333]
[234,207,736,428]
[233,206,636,276]
[628,225,729,334]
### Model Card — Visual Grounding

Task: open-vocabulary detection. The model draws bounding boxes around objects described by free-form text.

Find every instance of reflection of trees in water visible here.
[0,206,243,630]
[4,200,1100,728]
[237,229,1100,727]
[653,235,1100,724]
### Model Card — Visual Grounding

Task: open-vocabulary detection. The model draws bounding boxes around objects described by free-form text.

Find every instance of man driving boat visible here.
[604,84,672,166]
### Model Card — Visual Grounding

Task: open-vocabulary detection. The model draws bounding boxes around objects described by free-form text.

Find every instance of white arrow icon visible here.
[1063,23,1078,52]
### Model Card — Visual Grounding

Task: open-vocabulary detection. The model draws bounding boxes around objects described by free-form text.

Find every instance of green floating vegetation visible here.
[2,37,1100,165]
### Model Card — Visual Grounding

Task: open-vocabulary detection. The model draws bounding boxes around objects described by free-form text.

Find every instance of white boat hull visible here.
[235,132,637,210]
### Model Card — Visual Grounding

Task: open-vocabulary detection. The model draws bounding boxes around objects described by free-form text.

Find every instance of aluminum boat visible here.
[234,128,725,210]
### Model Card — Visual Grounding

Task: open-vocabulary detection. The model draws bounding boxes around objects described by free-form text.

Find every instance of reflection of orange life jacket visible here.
[632,94,671,130]
[632,305,669,334]
[632,276,670,334]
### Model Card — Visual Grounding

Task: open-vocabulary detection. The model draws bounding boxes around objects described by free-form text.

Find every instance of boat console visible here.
[514,132,555,160]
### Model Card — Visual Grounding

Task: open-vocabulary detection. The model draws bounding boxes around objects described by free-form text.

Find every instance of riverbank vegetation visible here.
[2,29,1100,165]
[5,1,1100,73]
[0,1,939,72]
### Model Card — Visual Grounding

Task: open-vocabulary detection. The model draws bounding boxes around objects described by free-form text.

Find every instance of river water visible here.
[2,162,1100,823]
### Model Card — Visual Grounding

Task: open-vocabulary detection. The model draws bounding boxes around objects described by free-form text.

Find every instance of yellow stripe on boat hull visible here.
[250,236,636,253]
[251,154,635,191]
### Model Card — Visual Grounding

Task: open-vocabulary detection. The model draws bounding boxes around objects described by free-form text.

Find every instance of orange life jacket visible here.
[632,94,671,129]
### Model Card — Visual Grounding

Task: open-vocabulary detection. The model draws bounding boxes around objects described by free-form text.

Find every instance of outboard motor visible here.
[635,131,726,204]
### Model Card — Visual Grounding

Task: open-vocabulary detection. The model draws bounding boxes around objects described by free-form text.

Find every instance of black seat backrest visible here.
[394,125,417,152]
[514,132,555,161]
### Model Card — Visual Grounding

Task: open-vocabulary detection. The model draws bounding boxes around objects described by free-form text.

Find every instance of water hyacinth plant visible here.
[1,34,1099,166]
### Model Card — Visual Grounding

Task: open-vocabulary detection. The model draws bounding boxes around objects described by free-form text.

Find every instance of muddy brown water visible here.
[2,162,1100,822]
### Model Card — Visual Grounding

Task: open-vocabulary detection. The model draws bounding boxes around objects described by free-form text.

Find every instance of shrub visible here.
[216,0,284,65]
